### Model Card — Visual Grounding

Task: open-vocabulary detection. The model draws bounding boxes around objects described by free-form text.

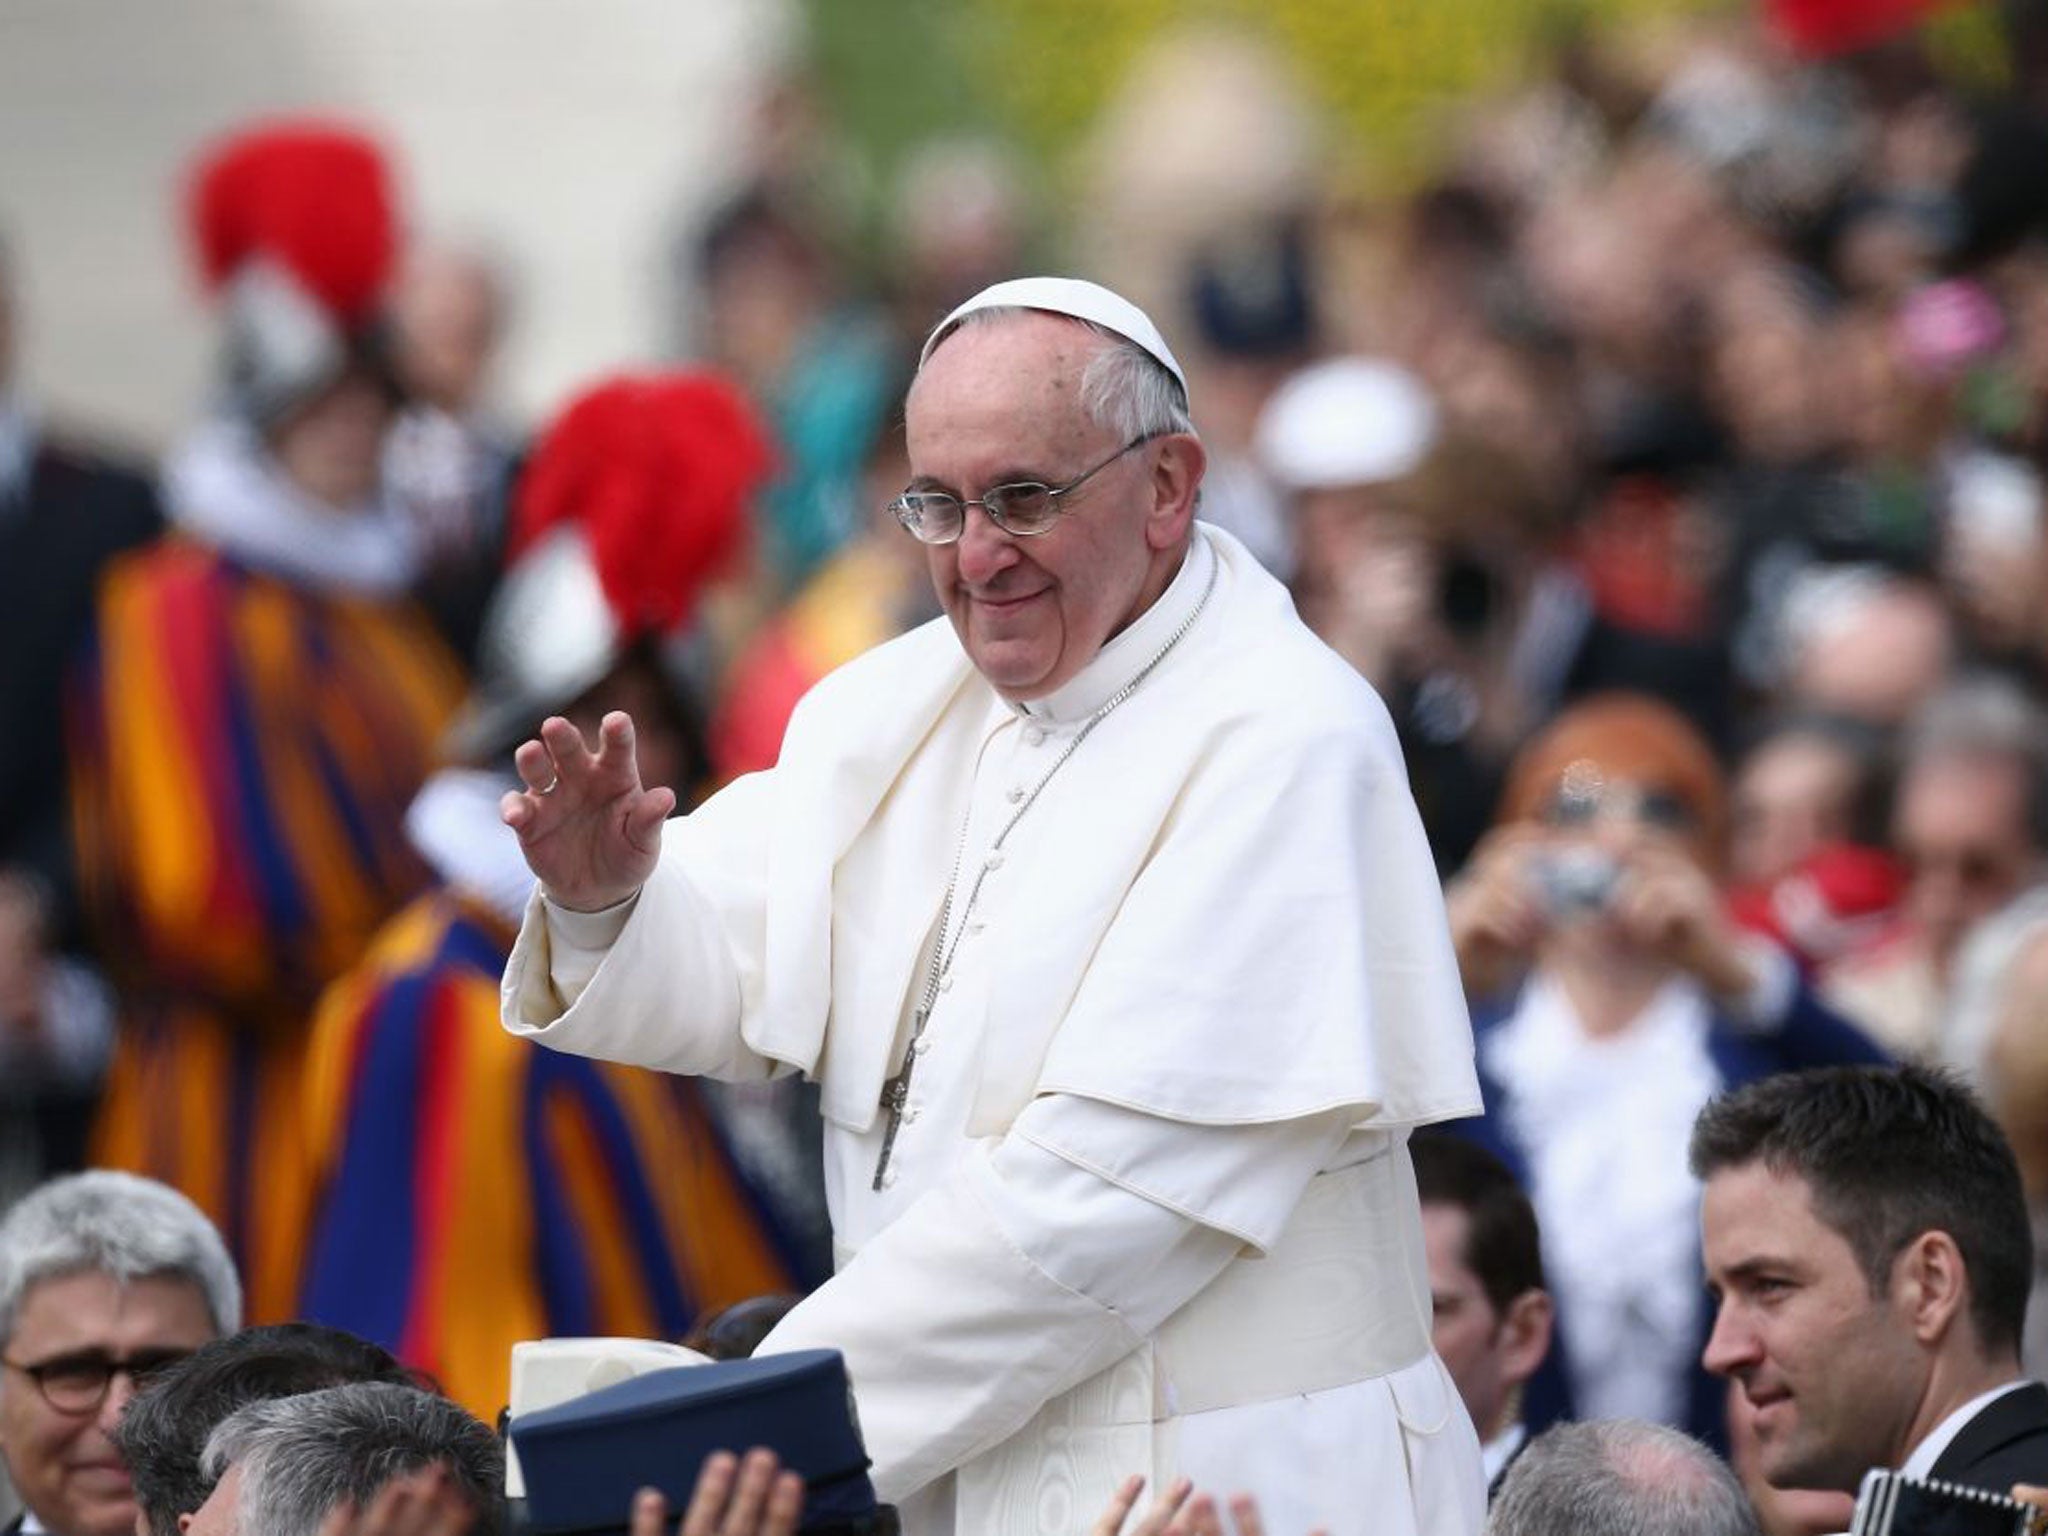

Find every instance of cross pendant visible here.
[871,1010,927,1191]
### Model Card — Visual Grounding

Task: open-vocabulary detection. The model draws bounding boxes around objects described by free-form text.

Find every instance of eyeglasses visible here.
[1,1348,193,1414]
[1539,763,1698,835]
[889,433,1161,544]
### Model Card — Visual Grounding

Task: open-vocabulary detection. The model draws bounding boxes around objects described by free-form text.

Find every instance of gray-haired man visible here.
[0,1172,237,1536]
[1485,1420,1760,1536]
[181,1384,500,1536]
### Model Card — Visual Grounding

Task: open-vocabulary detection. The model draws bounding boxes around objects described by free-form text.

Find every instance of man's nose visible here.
[97,1370,141,1432]
[954,504,1019,584]
[1701,1300,1759,1377]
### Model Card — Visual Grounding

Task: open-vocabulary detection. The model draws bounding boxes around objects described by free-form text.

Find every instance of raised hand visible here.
[1610,838,1755,1003]
[1091,1476,1192,1536]
[311,1465,477,1536]
[501,712,675,912]
[1091,1478,1323,1536]
[629,1450,805,1536]
[1443,826,1551,999]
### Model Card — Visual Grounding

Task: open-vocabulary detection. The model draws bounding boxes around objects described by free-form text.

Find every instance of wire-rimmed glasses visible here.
[889,433,1162,544]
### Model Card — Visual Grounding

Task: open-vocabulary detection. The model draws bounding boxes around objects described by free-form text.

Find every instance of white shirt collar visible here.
[1898,1378,2034,1479]
[1014,526,1213,724]
[20,1511,48,1536]
[164,416,423,594]
[1482,1421,1528,1484]
[406,768,538,930]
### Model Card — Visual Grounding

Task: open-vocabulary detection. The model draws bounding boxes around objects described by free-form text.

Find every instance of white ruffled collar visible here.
[406,768,537,929]
[164,416,422,594]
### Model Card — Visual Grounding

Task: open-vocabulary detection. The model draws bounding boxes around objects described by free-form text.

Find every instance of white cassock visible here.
[504,526,1486,1536]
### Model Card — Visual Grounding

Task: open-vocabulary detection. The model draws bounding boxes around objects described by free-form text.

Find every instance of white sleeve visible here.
[756,1097,1352,1500]
[499,783,782,1082]
[541,893,637,1007]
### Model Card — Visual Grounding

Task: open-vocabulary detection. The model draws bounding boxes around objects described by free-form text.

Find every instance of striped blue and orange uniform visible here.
[69,537,465,1319]
[299,891,800,1418]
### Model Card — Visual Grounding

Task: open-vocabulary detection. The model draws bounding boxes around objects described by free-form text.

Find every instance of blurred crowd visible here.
[10,0,2048,1532]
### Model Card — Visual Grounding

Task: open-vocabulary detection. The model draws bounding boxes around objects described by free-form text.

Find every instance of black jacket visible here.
[0,435,161,946]
[1928,1382,2048,1495]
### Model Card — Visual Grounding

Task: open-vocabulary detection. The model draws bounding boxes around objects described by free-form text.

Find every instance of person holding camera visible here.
[1440,693,1887,1453]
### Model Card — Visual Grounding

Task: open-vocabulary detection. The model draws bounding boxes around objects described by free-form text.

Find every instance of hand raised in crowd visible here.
[2011,1483,2048,1535]
[312,1466,477,1536]
[631,1450,805,1536]
[1091,1475,1326,1536]
[501,712,673,912]
[1444,825,1551,999]
[1609,838,1757,1003]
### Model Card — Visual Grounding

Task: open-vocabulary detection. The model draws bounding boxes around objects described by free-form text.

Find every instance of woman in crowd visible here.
[1441,693,1886,1449]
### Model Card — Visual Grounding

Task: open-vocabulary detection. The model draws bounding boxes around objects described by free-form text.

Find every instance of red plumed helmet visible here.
[1763,0,1952,57]
[511,373,772,637]
[449,372,775,762]
[188,119,398,325]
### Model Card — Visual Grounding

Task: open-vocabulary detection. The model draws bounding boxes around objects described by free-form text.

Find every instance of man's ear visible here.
[1145,433,1206,552]
[1898,1230,1971,1348]
[1500,1288,1556,1389]
[177,1516,194,1535]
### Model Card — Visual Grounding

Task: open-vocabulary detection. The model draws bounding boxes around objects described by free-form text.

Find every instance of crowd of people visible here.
[7,0,2048,1531]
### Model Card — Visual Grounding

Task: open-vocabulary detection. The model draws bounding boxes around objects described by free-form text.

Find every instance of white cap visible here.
[1255,357,1439,491]
[920,275,1189,401]
[503,1337,711,1497]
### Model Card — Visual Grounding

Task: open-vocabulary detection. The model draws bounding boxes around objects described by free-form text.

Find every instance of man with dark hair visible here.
[1693,1063,2048,1495]
[1412,1135,1555,1490]
[112,1323,419,1536]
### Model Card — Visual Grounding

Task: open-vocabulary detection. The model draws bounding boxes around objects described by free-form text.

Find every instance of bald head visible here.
[1486,1420,1759,1536]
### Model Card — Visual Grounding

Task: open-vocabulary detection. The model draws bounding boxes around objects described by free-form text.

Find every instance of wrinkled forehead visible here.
[906,313,1108,445]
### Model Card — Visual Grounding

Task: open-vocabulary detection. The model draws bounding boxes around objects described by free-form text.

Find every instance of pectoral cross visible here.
[871,1008,927,1191]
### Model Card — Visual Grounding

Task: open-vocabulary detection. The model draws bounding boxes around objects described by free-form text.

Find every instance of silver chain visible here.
[872,550,1219,1189]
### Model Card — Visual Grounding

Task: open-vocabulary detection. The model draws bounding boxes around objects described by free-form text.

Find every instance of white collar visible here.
[1482,1421,1528,1484]
[20,1512,48,1536]
[406,768,538,930]
[164,416,422,594]
[0,392,36,510]
[1015,526,1213,724]
[1898,1377,2034,1479]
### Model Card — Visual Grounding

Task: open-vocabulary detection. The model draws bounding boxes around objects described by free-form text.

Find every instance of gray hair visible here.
[0,1170,240,1346]
[933,305,1196,441]
[1485,1420,1760,1536]
[1902,673,2048,846]
[201,1383,502,1536]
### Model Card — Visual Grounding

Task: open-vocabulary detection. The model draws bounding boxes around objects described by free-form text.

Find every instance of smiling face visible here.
[0,1271,219,1536]
[905,313,1199,702]
[1700,1161,1926,1492]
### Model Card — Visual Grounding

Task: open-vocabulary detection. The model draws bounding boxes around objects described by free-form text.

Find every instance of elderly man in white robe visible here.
[498,278,1486,1536]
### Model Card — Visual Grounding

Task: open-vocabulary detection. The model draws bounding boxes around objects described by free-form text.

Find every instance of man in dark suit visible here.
[1694,1064,2048,1501]
[1413,1134,1556,1497]
[0,236,162,1179]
